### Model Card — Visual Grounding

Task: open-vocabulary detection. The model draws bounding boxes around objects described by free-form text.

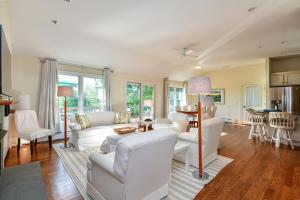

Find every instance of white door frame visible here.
[126,81,156,120]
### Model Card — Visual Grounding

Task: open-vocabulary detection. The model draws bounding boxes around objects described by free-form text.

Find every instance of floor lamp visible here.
[188,76,211,180]
[57,86,73,148]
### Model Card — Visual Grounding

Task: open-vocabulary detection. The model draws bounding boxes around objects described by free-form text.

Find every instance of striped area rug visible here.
[53,144,233,200]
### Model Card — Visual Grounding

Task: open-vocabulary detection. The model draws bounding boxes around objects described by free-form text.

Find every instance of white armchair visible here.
[174,118,224,168]
[87,129,178,200]
[14,110,55,154]
[153,112,189,132]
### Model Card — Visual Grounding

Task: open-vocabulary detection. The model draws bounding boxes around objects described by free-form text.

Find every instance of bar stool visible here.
[245,108,268,142]
[269,112,297,149]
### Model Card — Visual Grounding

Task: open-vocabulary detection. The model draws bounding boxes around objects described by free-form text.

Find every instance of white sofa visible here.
[87,129,178,200]
[69,111,190,151]
[174,118,224,168]
[69,111,138,151]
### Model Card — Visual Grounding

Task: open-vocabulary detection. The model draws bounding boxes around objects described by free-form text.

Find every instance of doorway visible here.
[241,83,266,124]
[126,81,155,120]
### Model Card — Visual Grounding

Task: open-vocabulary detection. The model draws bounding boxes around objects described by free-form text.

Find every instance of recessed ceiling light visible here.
[51,19,59,25]
[194,65,203,69]
[248,7,257,12]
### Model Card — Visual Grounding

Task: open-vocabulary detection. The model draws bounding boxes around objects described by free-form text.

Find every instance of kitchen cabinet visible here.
[271,73,285,86]
[271,71,300,86]
[286,71,300,85]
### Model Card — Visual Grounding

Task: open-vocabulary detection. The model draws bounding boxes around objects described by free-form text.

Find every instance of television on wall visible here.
[0,25,12,97]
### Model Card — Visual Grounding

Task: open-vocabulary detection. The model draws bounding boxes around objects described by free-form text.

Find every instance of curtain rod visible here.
[39,58,114,73]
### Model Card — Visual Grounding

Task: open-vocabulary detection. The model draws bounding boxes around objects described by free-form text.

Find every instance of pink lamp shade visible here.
[188,76,211,95]
[57,86,73,97]
[144,99,153,107]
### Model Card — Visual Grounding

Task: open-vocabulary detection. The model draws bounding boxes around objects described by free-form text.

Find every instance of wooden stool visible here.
[245,108,268,142]
[269,112,296,149]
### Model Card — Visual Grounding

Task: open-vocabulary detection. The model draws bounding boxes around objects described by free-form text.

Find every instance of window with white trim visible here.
[168,86,185,113]
[58,72,104,122]
[126,82,155,120]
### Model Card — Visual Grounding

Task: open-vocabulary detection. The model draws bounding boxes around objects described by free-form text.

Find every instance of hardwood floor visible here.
[5,124,300,200]
[5,141,83,200]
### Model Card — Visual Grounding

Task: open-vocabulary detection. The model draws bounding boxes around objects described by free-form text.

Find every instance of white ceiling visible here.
[9,0,300,80]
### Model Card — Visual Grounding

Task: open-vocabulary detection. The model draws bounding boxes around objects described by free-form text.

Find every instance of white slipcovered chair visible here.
[14,110,55,154]
[87,129,178,200]
[174,118,224,168]
[203,106,217,118]
[153,112,189,132]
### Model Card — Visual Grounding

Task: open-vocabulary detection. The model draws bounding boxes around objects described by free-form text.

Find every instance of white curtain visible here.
[103,68,112,111]
[38,59,58,131]
[246,86,262,107]
[183,81,188,105]
[163,78,169,117]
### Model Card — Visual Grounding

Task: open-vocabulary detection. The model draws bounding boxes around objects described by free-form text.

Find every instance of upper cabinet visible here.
[269,55,300,87]
[286,71,300,85]
[271,73,284,86]
[271,71,300,86]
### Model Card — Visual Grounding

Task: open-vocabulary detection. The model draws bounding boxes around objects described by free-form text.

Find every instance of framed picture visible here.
[210,88,225,104]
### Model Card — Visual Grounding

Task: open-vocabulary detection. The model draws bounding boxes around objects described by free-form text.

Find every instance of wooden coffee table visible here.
[113,127,137,135]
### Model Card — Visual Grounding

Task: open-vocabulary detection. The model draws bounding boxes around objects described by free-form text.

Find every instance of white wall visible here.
[12,55,41,111]
[187,63,267,123]
[12,55,164,118]
[0,1,12,50]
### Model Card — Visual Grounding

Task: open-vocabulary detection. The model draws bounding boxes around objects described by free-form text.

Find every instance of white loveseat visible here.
[174,118,224,168]
[69,111,190,151]
[69,111,138,151]
[87,129,178,200]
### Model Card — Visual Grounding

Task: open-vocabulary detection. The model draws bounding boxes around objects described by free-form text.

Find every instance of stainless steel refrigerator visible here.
[270,86,300,115]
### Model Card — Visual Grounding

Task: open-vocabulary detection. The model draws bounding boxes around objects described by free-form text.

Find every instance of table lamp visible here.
[143,99,153,119]
[188,76,211,180]
[57,86,73,148]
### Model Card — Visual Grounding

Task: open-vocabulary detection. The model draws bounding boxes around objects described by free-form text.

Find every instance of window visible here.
[127,82,155,120]
[83,77,104,113]
[169,86,185,113]
[58,72,104,122]
[58,74,79,122]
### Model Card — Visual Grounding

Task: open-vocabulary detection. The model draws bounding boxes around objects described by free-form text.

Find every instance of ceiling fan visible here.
[178,47,198,58]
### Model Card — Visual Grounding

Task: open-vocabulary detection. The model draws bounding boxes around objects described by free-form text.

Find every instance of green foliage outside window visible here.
[58,76,103,122]
[127,83,154,118]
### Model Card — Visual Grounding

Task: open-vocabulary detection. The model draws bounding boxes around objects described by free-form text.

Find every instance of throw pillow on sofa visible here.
[75,113,91,130]
[115,112,129,124]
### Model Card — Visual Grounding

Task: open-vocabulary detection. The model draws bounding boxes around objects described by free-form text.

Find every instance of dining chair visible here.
[245,108,268,142]
[269,112,297,149]
[14,110,55,154]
